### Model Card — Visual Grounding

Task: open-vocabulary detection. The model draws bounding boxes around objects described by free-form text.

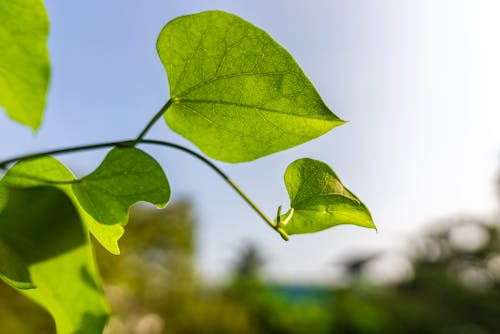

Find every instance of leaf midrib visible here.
[292,193,361,209]
[175,99,337,122]
[173,70,293,98]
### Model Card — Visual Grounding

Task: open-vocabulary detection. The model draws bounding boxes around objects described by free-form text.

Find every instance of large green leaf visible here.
[277,158,376,235]
[72,147,171,225]
[157,10,344,162]
[0,156,124,254]
[0,187,109,333]
[0,0,50,130]
[0,147,170,254]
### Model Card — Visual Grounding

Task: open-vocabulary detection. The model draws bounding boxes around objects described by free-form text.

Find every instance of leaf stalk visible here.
[134,99,173,143]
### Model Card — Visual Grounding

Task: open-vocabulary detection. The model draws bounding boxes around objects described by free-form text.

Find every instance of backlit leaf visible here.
[157,10,344,162]
[0,187,109,333]
[0,0,50,130]
[0,148,170,254]
[0,157,124,254]
[277,158,376,235]
[73,147,170,225]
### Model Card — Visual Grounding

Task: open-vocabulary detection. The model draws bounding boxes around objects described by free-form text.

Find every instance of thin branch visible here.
[0,141,134,169]
[0,138,289,240]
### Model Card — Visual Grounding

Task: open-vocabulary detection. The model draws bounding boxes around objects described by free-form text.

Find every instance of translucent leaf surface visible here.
[72,147,171,225]
[0,0,50,130]
[278,158,376,235]
[157,10,344,162]
[0,157,124,254]
[0,187,109,333]
[0,148,169,255]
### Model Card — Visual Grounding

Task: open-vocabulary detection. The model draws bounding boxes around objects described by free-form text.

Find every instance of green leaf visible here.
[278,158,376,235]
[157,10,344,162]
[0,0,50,130]
[0,187,109,333]
[0,239,34,289]
[0,156,124,254]
[0,185,6,211]
[72,147,171,225]
[0,147,170,254]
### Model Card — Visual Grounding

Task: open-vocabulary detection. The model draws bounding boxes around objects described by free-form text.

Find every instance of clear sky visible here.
[1,0,499,282]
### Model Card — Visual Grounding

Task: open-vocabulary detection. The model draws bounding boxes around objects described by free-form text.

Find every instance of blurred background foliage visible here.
[1,173,500,333]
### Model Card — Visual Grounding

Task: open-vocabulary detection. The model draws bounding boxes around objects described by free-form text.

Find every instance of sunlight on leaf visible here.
[0,148,170,255]
[0,157,124,254]
[0,187,109,333]
[0,0,50,130]
[277,158,376,235]
[73,147,170,225]
[157,10,344,162]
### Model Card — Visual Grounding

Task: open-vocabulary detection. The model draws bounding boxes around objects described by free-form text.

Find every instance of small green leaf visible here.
[278,158,375,235]
[73,147,170,225]
[0,157,124,254]
[0,187,109,333]
[0,0,50,130]
[157,11,344,162]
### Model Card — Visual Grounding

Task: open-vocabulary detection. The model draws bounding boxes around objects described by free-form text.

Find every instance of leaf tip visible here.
[30,122,42,133]
[27,114,43,132]
[155,200,170,210]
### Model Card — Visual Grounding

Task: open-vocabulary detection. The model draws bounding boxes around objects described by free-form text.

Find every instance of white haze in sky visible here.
[0,1,499,282]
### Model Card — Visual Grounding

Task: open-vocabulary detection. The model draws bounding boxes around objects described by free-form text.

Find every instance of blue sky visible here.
[1,1,499,282]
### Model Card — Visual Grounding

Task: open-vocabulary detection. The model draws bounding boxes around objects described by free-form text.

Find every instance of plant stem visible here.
[140,140,288,240]
[0,138,289,240]
[135,99,173,142]
[0,141,134,168]
[226,178,289,241]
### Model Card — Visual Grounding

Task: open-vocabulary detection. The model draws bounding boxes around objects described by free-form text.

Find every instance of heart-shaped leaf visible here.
[0,147,170,255]
[0,156,124,254]
[0,0,50,130]
[72,147,171,225]
[277,158,376,235]
[0,187,109,333]
[157,10,344,162]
